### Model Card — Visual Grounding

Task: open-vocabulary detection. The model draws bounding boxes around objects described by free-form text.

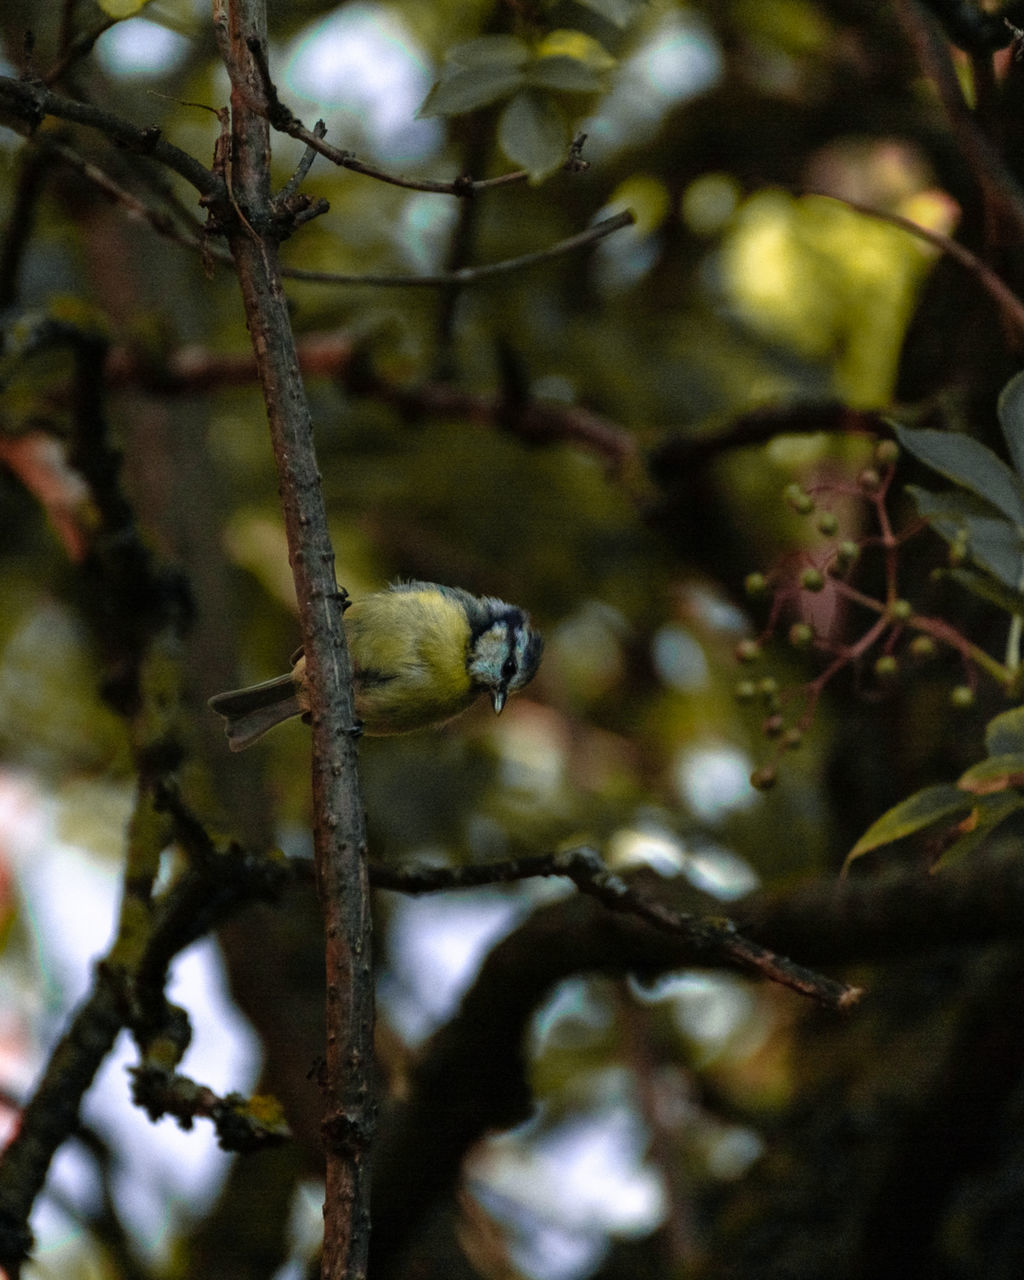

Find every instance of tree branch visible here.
[21,127,632,298]
[211,3,374,1276]
[35,129,631,289]
[369,848,1024,1274]
[0,74,216,197]
[98,333,638,475]
[0,833,290,1278]
[649,402,890,480]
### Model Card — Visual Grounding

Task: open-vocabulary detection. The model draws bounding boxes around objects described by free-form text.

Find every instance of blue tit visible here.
[209,580,543,751]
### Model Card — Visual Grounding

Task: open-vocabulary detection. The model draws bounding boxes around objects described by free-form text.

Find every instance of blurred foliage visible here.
[5,0,1024,1278]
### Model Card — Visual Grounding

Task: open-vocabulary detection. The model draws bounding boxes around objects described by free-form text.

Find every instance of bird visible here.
[208,581,543,751]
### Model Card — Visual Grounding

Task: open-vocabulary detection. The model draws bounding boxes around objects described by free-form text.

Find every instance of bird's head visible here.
[467,605,543,714]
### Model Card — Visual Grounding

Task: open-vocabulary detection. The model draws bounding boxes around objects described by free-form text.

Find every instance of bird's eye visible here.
[501,656,517,681]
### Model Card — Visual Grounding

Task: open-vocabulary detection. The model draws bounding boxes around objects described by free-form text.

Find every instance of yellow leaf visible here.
[535,30,616,71]
[97,0,151,16]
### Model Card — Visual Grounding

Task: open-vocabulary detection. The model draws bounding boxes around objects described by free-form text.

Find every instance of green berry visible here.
[735,639,761,664]
[784,483,815,515]
[735,679,758,702]
[756,677,779,699]
[950,684,975,708]
[833,541,860,570]
[874,439,900,467]
[788,622,814,649]
[800,568,825,593]
[744,572,769,599]
[817,512,839,536]
[910,635,937,660]
[858,467,881,493]
[874,655,899,681]
[782,727,803,750]
[887,599,913,623]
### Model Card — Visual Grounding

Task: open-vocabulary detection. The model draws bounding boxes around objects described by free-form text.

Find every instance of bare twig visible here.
[45,15,119,86]
[277,116,326,202]
[272,122,532,195]
[243,35,585,197]
[916,0,1016,51]
[807,191,1024,342]
[41,137,210,252]
[895,0,1024,245]
[130,1064,290,1150]
[0,146,49,308]
[19,133,633,292]
[371,848,861,1010]
[0,74,216,197]
[281,209,636,286]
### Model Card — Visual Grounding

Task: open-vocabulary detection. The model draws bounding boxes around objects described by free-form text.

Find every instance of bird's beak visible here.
[491,687,507,714]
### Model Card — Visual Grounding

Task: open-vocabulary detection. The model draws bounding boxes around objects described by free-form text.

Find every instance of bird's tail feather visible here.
[208,674,302,751]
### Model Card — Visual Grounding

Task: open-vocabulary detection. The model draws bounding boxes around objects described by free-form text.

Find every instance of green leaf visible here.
[932,790,1024,869]
[957,752,1024,792]
[906,486,1024,589]
[943,566,1024,615]
[997,369,1024,478]
[894,423,1024,525]
[845,784,973,867]
[497,91,569,180]
[985,705,1024,756]
[446,36,532,70]
[528,56,608,93]
[418,65,525,118]
[574,0,645,25]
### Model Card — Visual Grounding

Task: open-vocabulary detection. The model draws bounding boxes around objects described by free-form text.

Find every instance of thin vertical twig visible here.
[0,147,49,310]
[212,2,375,1275]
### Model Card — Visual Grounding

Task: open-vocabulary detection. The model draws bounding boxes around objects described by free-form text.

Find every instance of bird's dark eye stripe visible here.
[501,656,517,679]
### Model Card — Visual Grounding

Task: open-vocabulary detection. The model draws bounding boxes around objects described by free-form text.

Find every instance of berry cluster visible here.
[736,439,991,790]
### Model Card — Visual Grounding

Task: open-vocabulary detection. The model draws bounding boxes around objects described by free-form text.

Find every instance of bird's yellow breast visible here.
[342,587,478,734]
